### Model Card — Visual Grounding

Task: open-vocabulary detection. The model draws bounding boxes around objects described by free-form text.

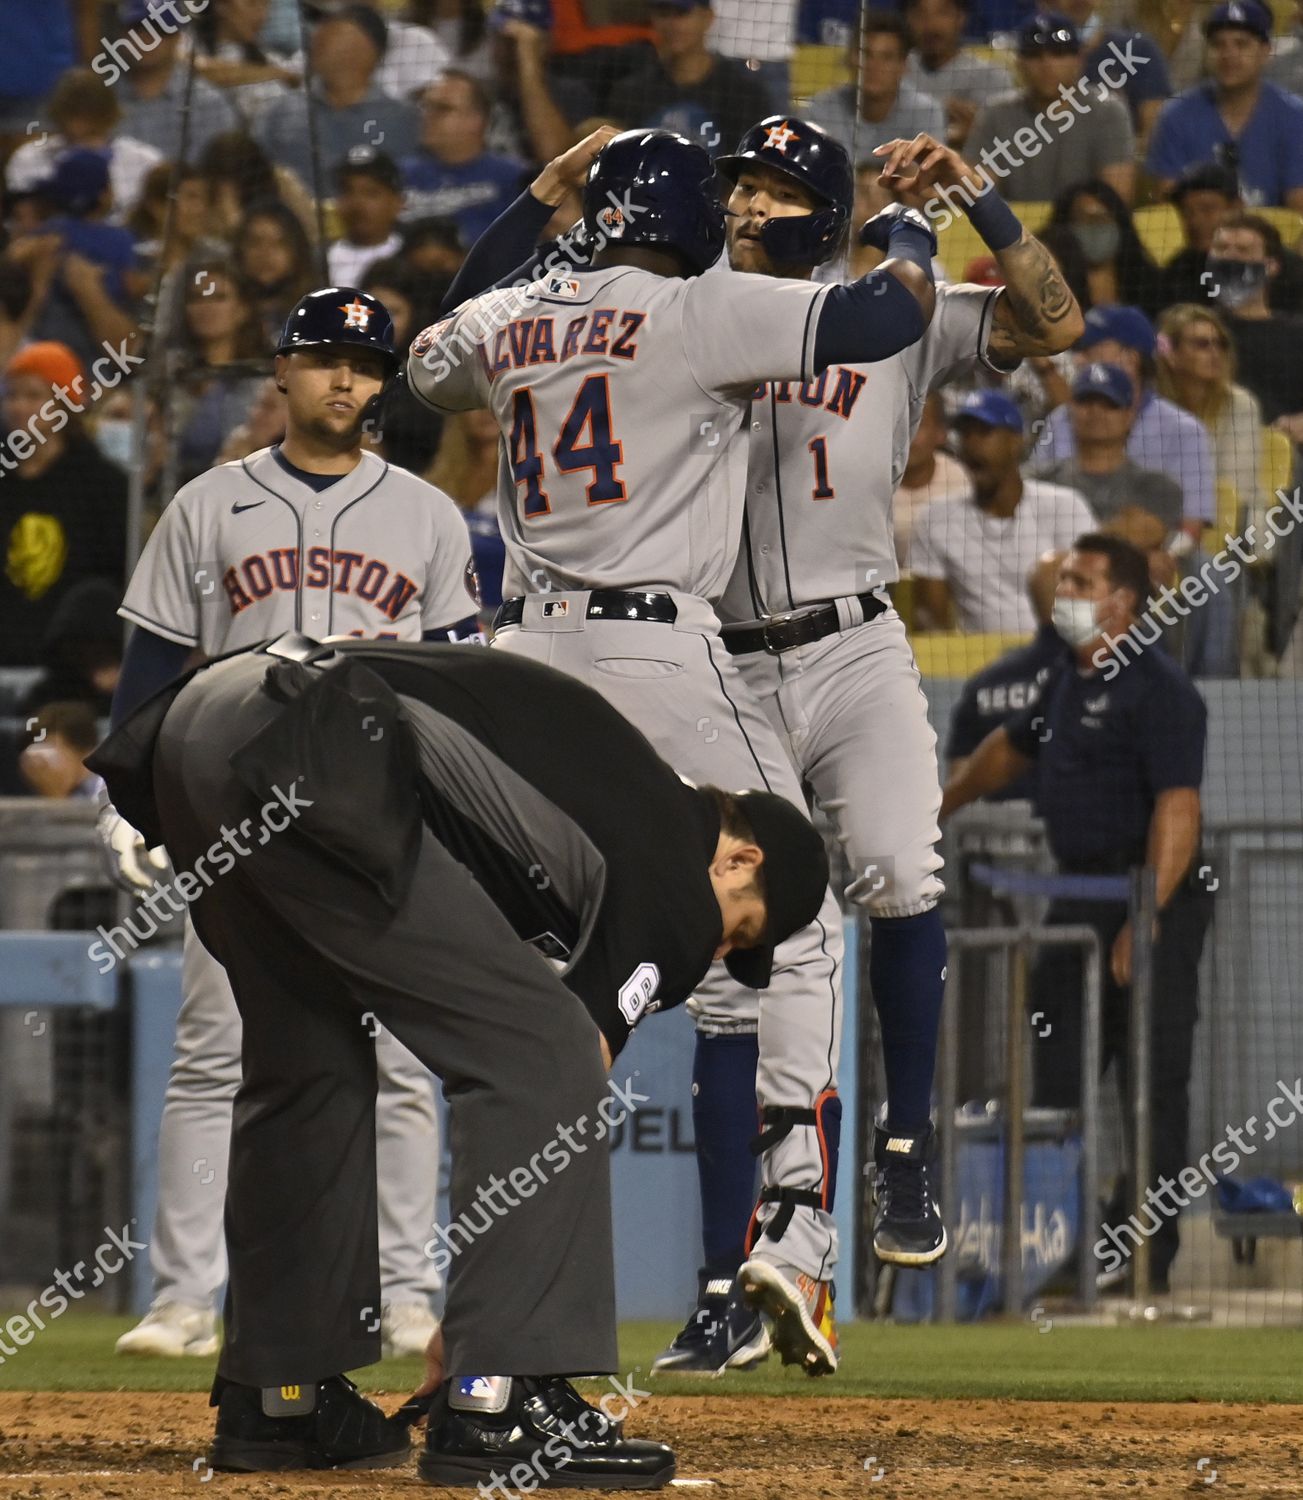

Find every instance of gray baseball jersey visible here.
[720,283,1002,620]
[406,265,831,601]
[120,446,475,653]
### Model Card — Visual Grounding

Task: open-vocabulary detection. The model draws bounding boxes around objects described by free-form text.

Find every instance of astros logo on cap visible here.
[764,121,799,153]
[341,299,373,330]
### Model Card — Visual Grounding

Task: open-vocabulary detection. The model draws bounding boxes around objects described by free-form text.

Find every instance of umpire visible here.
[88,634,829,1488]
[940,534,1213,1295]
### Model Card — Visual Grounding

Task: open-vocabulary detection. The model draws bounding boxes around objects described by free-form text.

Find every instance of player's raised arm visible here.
[437,126,620,314]
[873,134,1085,364]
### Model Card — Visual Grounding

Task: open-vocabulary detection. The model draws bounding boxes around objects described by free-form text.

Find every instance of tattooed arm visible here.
[874,135,1084,364]
[986,227,1084,365]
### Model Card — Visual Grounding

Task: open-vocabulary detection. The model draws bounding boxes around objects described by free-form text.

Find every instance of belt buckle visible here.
[761,611,797,655]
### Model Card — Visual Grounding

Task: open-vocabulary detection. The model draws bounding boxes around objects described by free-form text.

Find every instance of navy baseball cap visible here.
[488,0,553,28]
[1072,361,1135,408]
[953,388,1024,434]
[705,789,830,991]
[1078,304,1156,358]
[33,148,110,215]
[1017,10,1080,53]
[1205,0,1271,41]
[334,144,402,193]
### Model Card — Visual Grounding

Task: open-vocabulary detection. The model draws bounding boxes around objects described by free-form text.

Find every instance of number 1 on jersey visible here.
[808,435,835,500]
[510,375,626,517]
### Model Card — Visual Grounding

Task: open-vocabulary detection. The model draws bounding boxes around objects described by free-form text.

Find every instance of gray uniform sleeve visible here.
[680,271,832,397]
[118,490,202,647]
[419,486,478,631]
[901,283,1003,396]
[407,306,494,414]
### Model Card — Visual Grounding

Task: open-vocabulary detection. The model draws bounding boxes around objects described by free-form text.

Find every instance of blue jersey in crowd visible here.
[400,153,527,246]
[1146,81,1303,207]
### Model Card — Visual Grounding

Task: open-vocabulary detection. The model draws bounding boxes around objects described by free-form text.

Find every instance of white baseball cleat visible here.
[738,1257,839,1376]
[115,1302,219,1357]
[381,1302,440,1359]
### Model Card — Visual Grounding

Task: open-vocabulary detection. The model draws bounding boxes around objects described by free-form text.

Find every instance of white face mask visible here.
[1051,595,1102,647]
[95,418,135,468]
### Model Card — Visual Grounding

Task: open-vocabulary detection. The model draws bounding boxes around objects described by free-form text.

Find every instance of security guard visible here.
[940,533,1212,1294]
[89,633,830,1488]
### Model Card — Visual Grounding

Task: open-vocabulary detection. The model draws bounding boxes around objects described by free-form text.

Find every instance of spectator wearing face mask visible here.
[1204,212,1303,435]
[1040,180,1165,321]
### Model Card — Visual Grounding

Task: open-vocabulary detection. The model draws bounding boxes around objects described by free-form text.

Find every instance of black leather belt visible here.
[495,589,678,629]
[721,591,888,656]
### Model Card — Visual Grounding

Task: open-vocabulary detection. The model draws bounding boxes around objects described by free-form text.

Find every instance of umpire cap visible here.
[276,286,400,374]
[583,129,726,275]
[712,789,831,990]
[717,116,852,266]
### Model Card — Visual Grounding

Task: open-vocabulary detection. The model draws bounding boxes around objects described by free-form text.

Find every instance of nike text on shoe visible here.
[207,1374,410,1471]
[114,1302,219,1358]
[872,1121,947,1266]
[737,1258,838,1376]
[419,1374,675,1489]
[650,1276,770,1375]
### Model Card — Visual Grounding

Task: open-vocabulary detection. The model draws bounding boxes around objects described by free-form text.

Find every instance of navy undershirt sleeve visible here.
[111,627,193,729]
[813,271,930,370]
[440,190,562,312]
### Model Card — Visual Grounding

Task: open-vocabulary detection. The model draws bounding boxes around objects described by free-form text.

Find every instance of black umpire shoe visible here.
[650,1273,771,1375]
[207,1373,410,1471]
[419,1374,676,1489]
[872,1122,948,1265]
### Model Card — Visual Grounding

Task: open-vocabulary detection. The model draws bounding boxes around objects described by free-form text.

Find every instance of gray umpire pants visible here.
[151,655,617,1386]
[147,921,442,1314]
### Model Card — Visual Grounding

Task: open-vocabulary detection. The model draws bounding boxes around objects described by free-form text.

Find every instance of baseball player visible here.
[409,127,939,1376]
[102,287,478,1361]
[425,120,1085,1372]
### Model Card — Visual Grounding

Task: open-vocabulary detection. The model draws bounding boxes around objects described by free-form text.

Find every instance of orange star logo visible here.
[764,121,799,153]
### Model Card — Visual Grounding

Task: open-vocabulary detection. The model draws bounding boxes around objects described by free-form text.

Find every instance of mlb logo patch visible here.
[546,276,580,297]
[542,599,570,617]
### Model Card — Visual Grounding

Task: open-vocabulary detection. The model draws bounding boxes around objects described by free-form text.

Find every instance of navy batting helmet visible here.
[583,129,726,276]
[717,116,853,267]
[276,286,399,373]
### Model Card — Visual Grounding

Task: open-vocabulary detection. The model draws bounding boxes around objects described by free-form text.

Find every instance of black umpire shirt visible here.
[91,639,727,1057]
[1001,640,1207,872]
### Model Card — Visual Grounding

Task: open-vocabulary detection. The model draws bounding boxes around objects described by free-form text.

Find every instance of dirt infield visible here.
[0,1391,1299,1497]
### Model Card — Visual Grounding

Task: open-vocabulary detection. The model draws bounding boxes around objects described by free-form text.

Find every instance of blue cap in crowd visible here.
[953,389,1024,434]
[1017,11,1080,54]
[1071,362,1135,408]
[34,148,111,216]
[488,0,553,30]
[1077,305,1157,358]
[1205,0,1272,42]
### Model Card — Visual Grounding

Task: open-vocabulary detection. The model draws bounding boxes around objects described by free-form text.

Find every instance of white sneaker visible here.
[381,1301,439,1359]
[115,1302,219,1357]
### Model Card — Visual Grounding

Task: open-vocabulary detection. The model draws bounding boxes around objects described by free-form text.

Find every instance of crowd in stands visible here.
[1,0,1302,797]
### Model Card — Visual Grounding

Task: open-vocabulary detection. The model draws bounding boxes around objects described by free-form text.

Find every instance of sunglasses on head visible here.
[1020,27,1078,54]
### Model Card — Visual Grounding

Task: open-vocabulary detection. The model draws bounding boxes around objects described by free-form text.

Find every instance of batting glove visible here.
[859,204,938,257]
[95,789,169,894]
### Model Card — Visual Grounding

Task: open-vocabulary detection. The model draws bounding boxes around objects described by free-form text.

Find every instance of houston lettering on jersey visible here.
[223,547,418,621]
[751,367,867,421]
[481,310,647,380]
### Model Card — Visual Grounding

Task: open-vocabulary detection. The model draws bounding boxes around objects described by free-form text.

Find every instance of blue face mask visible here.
[95,418,135,468]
